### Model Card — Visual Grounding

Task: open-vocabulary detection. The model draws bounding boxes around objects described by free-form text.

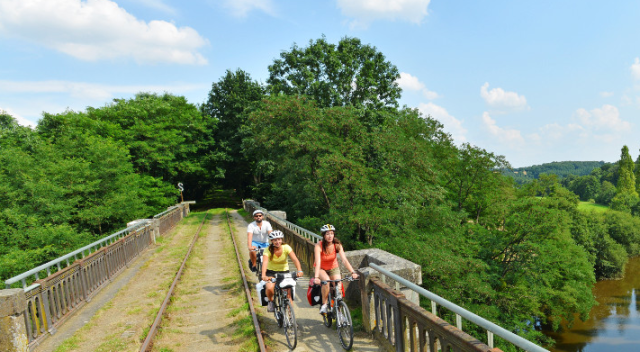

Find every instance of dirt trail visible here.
[151,212,249,351]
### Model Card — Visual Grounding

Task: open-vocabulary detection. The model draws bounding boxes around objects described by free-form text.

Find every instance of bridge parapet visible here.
[1,202,194,351]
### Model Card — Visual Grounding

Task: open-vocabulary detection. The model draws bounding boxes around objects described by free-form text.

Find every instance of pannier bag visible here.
[256,281,268,306]
[307,279,322,306]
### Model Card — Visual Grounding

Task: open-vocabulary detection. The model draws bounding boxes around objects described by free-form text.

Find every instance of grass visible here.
[578,201,610,212]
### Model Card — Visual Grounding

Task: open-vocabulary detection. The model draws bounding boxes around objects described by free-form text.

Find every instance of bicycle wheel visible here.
[323,305,333,328]
[274,292,283,327]
[337,300,354,350]
[283,300,298,350]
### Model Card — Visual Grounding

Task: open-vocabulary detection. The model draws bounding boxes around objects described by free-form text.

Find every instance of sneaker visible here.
[267,301,275,312]
[319,304,328,314]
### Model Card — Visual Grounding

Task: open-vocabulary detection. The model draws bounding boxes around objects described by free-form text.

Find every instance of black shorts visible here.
[266,269,289,278]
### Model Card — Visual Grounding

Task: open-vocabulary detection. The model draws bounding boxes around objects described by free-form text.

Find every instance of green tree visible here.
[38,93,213,200]
[267,36,402,110]
[201,69,265,196]
[616,145,637,196]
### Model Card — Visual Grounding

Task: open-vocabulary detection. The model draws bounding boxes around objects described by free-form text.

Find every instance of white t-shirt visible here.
[247,221,272,244]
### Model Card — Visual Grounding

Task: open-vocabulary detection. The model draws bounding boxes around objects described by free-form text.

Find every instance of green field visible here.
[577,202,609,212]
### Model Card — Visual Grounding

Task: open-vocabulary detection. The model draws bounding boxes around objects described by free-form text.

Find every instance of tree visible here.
[38,93,213,200]
[443,143,513,225]
[267,36,402,110]
[616,145,637,196]
[201,69,265,196]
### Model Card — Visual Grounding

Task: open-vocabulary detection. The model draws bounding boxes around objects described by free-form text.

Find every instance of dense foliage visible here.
[4,36,640,350]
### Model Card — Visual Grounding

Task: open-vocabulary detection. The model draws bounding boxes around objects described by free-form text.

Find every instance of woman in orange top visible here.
[313,224,359,314]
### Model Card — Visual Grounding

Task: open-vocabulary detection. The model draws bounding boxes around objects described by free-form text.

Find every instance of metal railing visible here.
[369,263,549,352]
[4,202,192,348]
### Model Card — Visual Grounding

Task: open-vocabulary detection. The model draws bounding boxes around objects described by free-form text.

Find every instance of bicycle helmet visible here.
[253,209,264,216]
[269,230,284,240]
[320,224,335,233]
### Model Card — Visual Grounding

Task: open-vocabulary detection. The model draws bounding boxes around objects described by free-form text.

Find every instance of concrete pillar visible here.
[0,289,29,352]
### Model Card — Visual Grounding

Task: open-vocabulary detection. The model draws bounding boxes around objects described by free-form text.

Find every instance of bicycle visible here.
[320,276,358,350]
[250,248,265,279]
[269,272,299,350]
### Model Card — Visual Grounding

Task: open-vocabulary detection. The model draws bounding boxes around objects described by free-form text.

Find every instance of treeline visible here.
[506,161,605,184]
[3,36,640,349]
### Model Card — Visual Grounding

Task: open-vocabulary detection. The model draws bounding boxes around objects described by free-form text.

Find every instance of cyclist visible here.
[247,209,272,272]
[262,230,304,312]
[313,224,359,314]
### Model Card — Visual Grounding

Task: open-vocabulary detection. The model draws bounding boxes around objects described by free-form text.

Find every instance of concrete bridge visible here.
[1,201,548,352]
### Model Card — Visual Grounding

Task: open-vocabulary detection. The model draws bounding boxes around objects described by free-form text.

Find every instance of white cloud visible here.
[0,107,37,127]
[480,83,528,109]
[538,123,584,142]
[575,104,630,131]
[600,91,614,98]
[396,72,440,100]
[632,58,640,80]
[134,0,177,15]
[481,112,524,145]
[0,80,208,100]
[222,0,275,17]
[337,0,430,27]
[418,102,466,143]
[0,0,208,65]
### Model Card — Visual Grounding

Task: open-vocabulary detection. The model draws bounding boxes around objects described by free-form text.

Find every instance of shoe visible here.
[319,304,328,314]
[336,291,343,299]
[267,301,275,312]
[248,259,256,272]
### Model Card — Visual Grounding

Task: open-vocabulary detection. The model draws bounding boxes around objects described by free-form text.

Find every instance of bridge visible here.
[1,201,548,352]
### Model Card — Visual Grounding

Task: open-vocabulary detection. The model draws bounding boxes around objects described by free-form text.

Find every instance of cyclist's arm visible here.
[247,228,255,250]
[261,254,270,281]
[313,244,322,284]
[338,245,359,279]
[287,250,303,277]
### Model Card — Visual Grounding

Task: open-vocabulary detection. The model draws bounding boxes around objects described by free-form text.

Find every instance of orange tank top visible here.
[320,244,339,271]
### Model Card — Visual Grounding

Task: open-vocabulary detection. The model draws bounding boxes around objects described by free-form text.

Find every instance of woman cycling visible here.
[262,230,304,312]
[313,224,359,314]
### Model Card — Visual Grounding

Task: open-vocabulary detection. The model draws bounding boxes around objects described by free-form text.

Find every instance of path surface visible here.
[152,212,247,351]
[229,210,380,352]
[32,209,381,352]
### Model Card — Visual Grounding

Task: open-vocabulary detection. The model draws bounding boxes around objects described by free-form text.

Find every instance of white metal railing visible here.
[369,262,549,352]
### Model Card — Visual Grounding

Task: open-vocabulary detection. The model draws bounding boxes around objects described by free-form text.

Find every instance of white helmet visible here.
[269,230,284,240]
[320,224,335,233]
[253,209,264,216]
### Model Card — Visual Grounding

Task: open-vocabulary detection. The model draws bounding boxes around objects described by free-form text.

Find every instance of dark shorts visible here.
[266,269,289,278]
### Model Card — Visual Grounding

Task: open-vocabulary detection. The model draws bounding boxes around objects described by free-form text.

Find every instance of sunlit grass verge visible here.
[577,201,609,212]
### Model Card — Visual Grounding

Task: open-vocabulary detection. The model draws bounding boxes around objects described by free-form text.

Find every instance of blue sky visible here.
[2,0,640,167]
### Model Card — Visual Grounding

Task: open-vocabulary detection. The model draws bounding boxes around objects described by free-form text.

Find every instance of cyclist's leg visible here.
[318,269,331,305]
[327,268,342,298]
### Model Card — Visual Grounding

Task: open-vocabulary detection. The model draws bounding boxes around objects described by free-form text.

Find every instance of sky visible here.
[1,0,640,168]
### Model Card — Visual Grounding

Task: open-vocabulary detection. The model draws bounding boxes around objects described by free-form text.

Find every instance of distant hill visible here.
[505,161,608,184]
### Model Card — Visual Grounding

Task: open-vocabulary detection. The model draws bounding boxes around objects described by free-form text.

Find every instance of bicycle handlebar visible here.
[320,276,359,285]
[268,272,300,283]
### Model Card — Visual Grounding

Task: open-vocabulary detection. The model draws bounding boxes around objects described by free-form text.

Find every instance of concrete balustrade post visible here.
[0,289,29,352]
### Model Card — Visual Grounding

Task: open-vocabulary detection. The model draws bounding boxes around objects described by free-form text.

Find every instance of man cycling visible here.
[247,209,272,272]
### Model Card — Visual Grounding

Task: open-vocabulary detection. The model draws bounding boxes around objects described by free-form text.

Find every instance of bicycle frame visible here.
[271,272,298,350]
[321,276,357,350]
